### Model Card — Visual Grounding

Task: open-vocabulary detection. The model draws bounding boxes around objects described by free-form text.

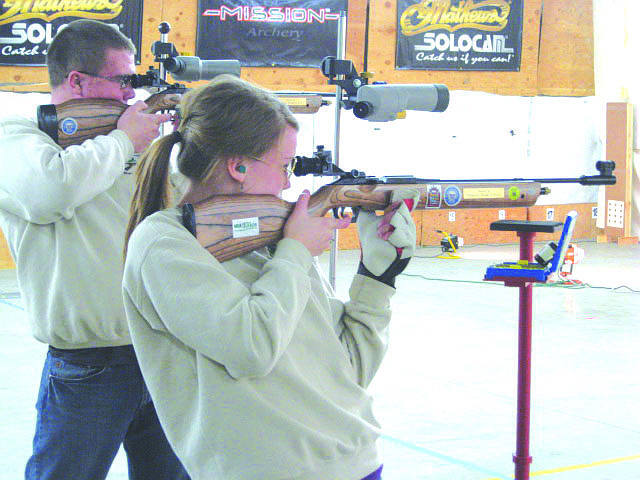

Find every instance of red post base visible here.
[513,453,533,479]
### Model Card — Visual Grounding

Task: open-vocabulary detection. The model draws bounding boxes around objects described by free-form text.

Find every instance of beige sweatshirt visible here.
[0,115,135,348]
[122,208,396,479]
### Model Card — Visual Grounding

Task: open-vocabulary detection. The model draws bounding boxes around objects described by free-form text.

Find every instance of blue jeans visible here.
[25,346,190,480]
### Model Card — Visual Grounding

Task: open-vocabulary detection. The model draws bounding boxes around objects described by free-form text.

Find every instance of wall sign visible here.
[0,0,144,66]
[196,0,347,67]
[396,0,523,71]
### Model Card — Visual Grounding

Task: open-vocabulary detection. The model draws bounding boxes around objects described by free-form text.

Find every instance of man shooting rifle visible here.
[0,19,188,480]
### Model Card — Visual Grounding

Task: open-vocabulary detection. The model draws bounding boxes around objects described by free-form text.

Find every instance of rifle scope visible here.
[163,56,241,81]
[294,146,365,179]
[353,83,450,121]
[130,72,160,89]
[293,146,333,176]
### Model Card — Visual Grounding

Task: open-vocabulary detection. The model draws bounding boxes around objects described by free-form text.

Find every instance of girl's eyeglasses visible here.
[248,156,297,179]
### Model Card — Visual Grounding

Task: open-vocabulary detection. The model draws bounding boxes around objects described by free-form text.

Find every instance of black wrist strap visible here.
[357,255,411,288]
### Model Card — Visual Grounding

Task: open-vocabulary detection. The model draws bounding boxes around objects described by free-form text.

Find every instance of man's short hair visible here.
[47,19,136,88]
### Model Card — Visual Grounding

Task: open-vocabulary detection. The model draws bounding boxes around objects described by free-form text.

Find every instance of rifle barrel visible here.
[529,176,616,185]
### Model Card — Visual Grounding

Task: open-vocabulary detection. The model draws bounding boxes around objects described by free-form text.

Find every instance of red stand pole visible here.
[513,231,535,480]
[487,219,564,480]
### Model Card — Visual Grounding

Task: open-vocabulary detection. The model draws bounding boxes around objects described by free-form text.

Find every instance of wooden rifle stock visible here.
[36,92,181,148]
[189,180,543,262]
[36,92,326,148]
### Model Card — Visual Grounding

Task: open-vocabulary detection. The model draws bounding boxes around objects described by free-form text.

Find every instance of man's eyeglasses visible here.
[248,156,297,179]
[75,71,134,89]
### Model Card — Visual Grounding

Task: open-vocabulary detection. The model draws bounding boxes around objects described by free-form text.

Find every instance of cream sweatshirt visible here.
[122,208,396,479]
[0,115,135,348]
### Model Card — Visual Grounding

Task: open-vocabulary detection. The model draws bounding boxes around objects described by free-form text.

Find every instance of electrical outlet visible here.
[546,208,554,221]
[607,200,624,228]
[449,211,456,222]
[498,209,506,220]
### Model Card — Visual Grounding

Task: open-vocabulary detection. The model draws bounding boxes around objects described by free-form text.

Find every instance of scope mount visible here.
[320,56,373,111]
[130,22,185,92]
[294,145,367,180]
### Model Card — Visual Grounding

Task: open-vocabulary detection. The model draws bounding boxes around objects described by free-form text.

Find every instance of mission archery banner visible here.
[0,0,144,66]
[396,0,523,71]
[196,0,347,67]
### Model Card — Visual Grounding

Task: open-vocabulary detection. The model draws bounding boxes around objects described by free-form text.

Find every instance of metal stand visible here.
[328,10,347,290]
[486,220,563,480]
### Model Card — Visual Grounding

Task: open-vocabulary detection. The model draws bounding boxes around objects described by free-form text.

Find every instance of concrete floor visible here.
[1,240,639,480]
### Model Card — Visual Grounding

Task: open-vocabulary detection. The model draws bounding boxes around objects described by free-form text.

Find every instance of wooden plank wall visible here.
[0,0,367,93]
[537,0,595,96]
[366,0,594,96]
[0,0,594,95]
[603,102,637,244]
[367,0,540,95]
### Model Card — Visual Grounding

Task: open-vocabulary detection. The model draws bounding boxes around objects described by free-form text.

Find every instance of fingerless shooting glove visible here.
[356,188,419,287]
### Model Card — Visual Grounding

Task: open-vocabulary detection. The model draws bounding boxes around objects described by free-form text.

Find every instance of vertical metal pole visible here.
[159,32,168,81]
[158,23,170,137]
[329,10,347,290]
[513,231,535,480]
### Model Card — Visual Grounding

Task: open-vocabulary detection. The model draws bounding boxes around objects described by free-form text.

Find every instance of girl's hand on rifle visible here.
[356,189,419,287]
[117,100,172,153]
[284,190,351,257]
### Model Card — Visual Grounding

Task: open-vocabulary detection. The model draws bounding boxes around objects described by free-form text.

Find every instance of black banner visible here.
[0,1,144,66]
[396,0,523,71]
[196,0,347,68]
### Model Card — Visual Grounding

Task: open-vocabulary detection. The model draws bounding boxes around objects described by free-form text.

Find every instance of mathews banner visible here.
[0,0,144,66]
[396,0,523,71]
[196,0,347,67]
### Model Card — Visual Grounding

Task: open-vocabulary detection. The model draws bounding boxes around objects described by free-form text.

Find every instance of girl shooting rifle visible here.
[123,74,417,480]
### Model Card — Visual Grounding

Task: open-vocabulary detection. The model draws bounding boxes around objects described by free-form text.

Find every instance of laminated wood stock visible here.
[190,181,543,262]
[36,93,181,148]
[36,93,324,148]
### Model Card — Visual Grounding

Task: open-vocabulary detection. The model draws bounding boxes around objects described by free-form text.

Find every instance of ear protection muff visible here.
[235,165,246,173]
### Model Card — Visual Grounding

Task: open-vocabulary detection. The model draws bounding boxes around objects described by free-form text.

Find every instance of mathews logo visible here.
[400,0,511,36]
[0,0,123,26]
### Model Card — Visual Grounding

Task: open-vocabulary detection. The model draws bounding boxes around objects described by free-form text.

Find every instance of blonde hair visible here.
[124,75,299,256]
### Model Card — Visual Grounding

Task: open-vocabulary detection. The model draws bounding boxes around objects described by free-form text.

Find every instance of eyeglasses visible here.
[248,156,297,179]
[76,70,134,89]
